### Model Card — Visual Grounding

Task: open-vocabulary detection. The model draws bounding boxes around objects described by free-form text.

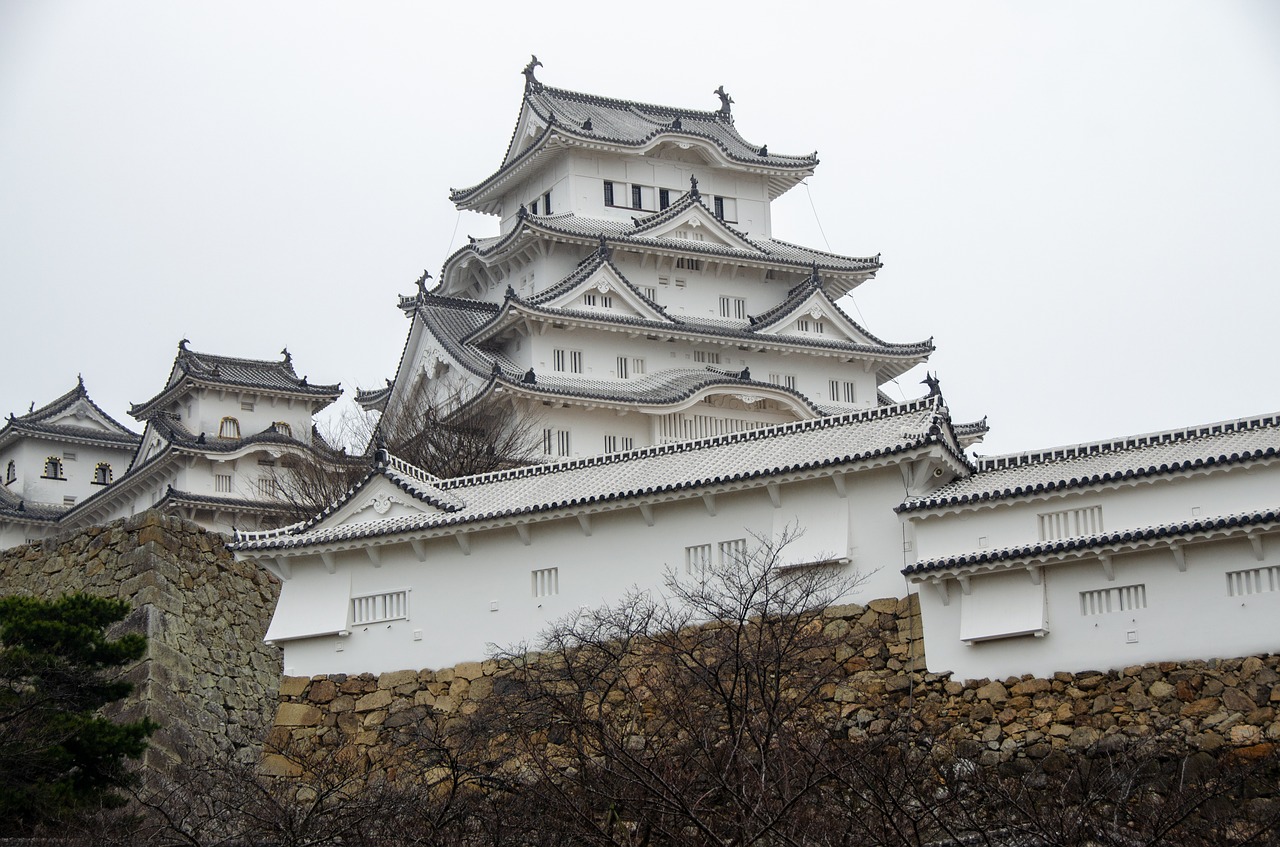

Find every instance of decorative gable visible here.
[326,475,449,530]
[543,261,669,322]
[641,204,758,254]
[752,287,882,347]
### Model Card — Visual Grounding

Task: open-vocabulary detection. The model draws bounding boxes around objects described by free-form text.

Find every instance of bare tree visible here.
[481,533,861,847]
[270,388,543,524]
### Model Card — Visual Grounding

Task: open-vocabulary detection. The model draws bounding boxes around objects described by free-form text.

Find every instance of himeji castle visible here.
[356,59,987,457]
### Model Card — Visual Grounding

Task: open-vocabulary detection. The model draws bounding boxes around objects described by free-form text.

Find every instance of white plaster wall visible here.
[270,464,918,675]
[182,389,321,444]
[915,531,1280,681]
[911,463,1280,561]
[2,438,134,507]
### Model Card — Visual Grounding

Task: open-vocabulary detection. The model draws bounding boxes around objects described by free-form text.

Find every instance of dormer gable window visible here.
[4,461,14,484]
[218,416,241,439]
[272,421,292,438]
[93,463,112,485]
[42,457,65,480]
[796,318,825,334]
[582,293,613,309]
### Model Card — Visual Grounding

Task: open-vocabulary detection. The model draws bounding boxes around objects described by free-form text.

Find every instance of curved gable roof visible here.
[452,70,818,213]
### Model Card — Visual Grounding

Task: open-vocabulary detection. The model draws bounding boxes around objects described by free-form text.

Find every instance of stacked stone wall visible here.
[0,512,281,768]
[271,595,1280,768]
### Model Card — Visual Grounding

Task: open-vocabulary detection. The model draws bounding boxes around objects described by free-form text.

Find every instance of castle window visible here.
[1226,565,1280,597]
[63,496,76,507]
[769,373,797,390]
[829,380,857,404]
[529,199,539,215]
[603,434,635,453]
[352,590,409,625]
[641,286,657,301]
[257,476,278,497]
[603,181,615,206]
[531,567,559,598]
[552,348,583,374]
[62,450,76,461]
[685,544,712,576]
[616,357,644,379]
[718,538,747,567]
[675,258,701,271]
[241,401,255,412]
[41,457,64,480]
[582,293,613,309]
[1080,584,1146,616]
[214,473,233,493]
[92,463,112,485]
[719,296,747,320]
[1038,505,1103,540]
[659,188,670,210]
[796,318,825,334]
[5,461,14,484]
[543,191,552,214]
[543,428,571,458]
[631,184,643,210]
[693,350,721,364]
[272,421,292,437]
[218,417,241,439]
[713,196,737,222]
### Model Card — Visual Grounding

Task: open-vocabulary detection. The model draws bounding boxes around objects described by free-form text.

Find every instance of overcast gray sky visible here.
[2,1,1277,457]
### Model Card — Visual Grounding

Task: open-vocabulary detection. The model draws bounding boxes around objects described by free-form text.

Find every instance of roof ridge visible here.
[905,505,1280,575]
[439,397,939,490]
[974,412,1280,471]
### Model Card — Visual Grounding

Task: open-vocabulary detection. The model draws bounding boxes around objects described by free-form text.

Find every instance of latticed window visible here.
[42,457,64,480]
[218,416,240,439]
[272,421,292,437]
[92,463,112,485]
[352,590,409,625]
[531,568,559,598]
[718,538,747,566]
[1080,584,1146,616]
[685,544,712,576]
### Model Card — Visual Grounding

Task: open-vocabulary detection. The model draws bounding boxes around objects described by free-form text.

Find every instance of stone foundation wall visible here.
[0,512,281,768]
[270,595,1280,768]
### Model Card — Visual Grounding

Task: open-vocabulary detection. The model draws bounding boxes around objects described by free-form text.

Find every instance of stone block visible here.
[976,681,1008,703]
[454,661,484,681]
[307,680,338,704]
[259,753,303,777]
[1223,687,1257,712]
[355,690,393,712]
[274,703,323,727]
[378,669,418,690]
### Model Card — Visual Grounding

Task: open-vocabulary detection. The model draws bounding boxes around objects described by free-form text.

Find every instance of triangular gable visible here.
[324,475,447,529]
[636,199,761,254]
[503,98,554,168]
[42,397,127,435]
[540,256,672,322]
[752,287,882,346]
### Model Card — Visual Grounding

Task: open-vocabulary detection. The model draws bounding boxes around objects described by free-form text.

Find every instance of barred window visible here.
[352,590,409,625]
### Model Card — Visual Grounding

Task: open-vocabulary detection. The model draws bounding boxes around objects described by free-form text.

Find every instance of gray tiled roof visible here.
[130,342,341,420]
[899,412,1280,514]
[2,377,140,449]
[904,507,1280,577]
[458,208,879,277]
[408,294,909,412]
[452,76,817,209]
[232,397,965,552]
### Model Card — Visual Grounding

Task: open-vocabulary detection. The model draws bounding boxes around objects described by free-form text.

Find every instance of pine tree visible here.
[0,593,156,831]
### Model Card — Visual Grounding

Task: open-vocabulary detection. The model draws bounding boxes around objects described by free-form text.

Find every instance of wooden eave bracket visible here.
[956,573,971,595]
[1248,532,1264,561]
[638,503,655,527]
[766,482,781,508]
[577,514,592,537]
[365,546,382,568]
[1169,543,1186,572]
[272,556,293,580]
[832,473,847,498]
[1099,553,1115,582]
[409,538,427,562]
[455,532,471,556]
[516,523,532,546]
[1026,565,1042,585]
[931,577,950,606]
[320,551,337,574]
[702,493,717,516]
